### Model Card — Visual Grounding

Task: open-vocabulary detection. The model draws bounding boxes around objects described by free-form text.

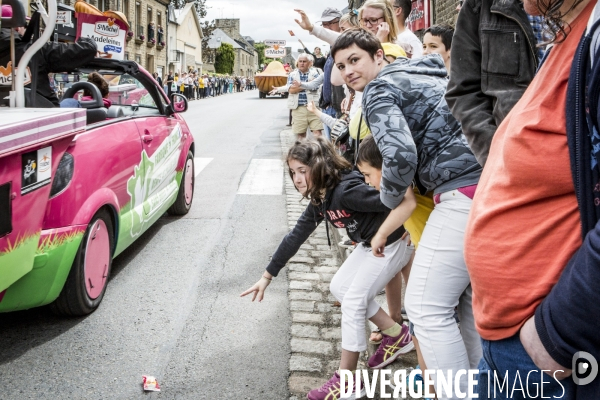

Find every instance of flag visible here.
[288,30,295,36]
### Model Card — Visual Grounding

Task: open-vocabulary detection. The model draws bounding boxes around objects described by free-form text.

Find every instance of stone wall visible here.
[215,18,242,41]
[434,0,460,26]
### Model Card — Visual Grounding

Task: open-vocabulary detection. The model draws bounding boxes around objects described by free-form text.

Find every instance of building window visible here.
[123,0,129,20]
[135,54,141,64]
[147,7,155,41]
[125,51,130,60]
[98,0,107,11]
[157,12,163,45]
[135,1,142,38]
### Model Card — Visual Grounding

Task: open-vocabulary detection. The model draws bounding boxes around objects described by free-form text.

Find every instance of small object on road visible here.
[142,375,161,392]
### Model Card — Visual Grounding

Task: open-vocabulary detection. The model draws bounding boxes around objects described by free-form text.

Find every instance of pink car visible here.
[0,59,195,316]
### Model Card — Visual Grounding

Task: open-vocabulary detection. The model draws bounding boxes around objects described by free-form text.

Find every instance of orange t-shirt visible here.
[464,2,595,341]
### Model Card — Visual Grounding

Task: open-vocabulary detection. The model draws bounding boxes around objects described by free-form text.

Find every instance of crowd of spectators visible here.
[244,0,600,399]
[156,71,255,100]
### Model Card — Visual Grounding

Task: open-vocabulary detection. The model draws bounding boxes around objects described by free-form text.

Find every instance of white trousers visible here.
[405,189,482,400]
[330,237,413,352]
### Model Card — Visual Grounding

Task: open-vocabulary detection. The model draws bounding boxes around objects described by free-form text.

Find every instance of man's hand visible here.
[269,86,279,96]
[520,317,572,380]
[291,80,302,89]
[376,22,390,43]
[294,9,314,32]
[240,274,272,302]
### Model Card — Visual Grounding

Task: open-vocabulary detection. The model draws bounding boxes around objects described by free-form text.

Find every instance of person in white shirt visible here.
[393,0,423,58]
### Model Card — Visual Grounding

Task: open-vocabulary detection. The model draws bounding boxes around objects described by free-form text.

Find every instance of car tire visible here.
[282,93,289,99]
[50,209,114,317]
[259,91,265,99]
[167,150,194,216]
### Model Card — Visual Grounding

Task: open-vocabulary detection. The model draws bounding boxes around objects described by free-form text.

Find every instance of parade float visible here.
[254,61,289,99]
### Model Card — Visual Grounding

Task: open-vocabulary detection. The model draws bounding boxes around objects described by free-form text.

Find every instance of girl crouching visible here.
[241,138,416,400]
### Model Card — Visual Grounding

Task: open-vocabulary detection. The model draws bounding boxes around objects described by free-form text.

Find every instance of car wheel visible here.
[259,91,265,99]
[282,93,289,99]
[168,150,194,215]
[50,209,114,316]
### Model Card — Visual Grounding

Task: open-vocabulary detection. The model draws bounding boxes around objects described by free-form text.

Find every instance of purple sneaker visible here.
[367,323,414,369]
[307,371,366,400]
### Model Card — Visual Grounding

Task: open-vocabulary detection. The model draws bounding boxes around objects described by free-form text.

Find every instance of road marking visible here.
[194,158,213,177]
[237,159,283,195]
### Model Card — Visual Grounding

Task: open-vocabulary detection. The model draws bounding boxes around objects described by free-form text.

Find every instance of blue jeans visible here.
[59,98,80,108]
[478,334,573,399]
[322,106,335,141]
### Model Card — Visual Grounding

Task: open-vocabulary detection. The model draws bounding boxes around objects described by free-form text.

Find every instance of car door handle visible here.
[143,134,154,143]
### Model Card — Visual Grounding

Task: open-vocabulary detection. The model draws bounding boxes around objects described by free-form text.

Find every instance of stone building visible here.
[58,0,169,76]
[280,47,297,67]
[434,0,461,26]
[205,18,258,77]
[167,3,203,75]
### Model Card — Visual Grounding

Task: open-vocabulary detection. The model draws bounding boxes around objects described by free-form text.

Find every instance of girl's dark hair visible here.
[287,138,352,205]
[331,28,383,61]
[84,71,109,98]
[538,0,585,43]
[424,24,454,51]
[356,135,383,169]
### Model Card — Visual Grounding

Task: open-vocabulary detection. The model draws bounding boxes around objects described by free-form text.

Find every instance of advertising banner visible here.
[265,40,286,46]
[265,47,286,58]
[76,13,127,60]
[406,0,431,32]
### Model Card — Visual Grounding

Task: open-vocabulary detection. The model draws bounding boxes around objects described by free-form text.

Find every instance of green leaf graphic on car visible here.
[125,124,182,238]
[127,151,153,237]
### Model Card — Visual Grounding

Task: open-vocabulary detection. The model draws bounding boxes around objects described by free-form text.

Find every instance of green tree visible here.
[201,20,217,64]
[215,43,235,74]
[253,42,268,68]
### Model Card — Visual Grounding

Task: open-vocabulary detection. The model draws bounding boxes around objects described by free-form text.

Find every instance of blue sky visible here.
[203,0,348,54]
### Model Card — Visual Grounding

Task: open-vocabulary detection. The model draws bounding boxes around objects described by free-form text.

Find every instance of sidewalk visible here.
[280,130,418,400]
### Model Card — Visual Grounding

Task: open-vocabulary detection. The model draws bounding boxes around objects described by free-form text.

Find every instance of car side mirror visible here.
[167,93,188,115]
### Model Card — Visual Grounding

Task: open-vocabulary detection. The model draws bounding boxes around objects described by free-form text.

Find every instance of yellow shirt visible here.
[349,108,370,140]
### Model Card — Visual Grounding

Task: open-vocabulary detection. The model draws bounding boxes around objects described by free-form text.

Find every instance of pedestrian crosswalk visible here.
[194,158,213,177]
[237,159,283,195]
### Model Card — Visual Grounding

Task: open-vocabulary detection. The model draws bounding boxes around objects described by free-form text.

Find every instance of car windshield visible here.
[103,74,157,108]
[55,71,158,109]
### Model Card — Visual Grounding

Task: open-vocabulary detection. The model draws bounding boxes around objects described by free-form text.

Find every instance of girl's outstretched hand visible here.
[240,275,271,302]
[371,233,387,257]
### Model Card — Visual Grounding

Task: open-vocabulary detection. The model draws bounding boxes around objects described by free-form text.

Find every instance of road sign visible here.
[265,40,286,46]
[265,47,286,58]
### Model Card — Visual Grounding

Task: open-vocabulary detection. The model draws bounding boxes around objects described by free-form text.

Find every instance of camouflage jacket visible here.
[362,54,482,209]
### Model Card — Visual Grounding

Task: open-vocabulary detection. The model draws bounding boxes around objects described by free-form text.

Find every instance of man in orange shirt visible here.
[465,0,599,397]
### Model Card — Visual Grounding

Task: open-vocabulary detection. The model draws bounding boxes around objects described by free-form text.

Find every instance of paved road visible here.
[0,91,292,399]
